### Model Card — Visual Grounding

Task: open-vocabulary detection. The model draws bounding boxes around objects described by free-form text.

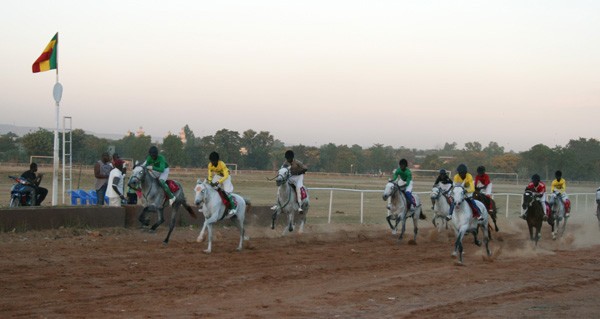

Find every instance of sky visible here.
[1,0,599,152]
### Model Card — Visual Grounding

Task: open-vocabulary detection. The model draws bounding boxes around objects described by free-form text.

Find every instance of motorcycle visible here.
[8,176,34,207]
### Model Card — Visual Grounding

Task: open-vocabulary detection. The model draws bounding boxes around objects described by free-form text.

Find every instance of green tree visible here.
[21,128,53,157]
[162,134,186,167]
[240,130,274,170]
[0,132,22,161]
[213,129,241,163]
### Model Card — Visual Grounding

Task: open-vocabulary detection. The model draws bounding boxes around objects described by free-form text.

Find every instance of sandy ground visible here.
[1,214,600,319]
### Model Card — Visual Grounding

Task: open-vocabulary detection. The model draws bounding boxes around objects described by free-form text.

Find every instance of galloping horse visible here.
[430,185,452,232]
[450,185,491,264]
[194,180,248,253]
[271,165,309,235]
[547,190,568,240]
[522,190,544,245]
[473,188,500,233]
[128,165,196,244]
[382,181,424,243]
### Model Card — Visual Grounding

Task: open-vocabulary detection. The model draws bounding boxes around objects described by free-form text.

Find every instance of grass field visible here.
[1,163,597,224]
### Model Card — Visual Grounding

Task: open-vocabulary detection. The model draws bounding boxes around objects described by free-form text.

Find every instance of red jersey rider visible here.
[474,166,493,212]
[521,174,549,221]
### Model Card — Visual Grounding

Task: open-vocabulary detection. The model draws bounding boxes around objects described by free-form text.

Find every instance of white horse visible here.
[194,180,248,254]
[382,181,423,243]
[271,166,309,235]
[430,185,452,232]
[547,190,568,240]
[450,185,491,264]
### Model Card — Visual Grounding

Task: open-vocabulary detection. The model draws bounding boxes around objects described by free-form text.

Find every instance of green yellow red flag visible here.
[32,33,58,73]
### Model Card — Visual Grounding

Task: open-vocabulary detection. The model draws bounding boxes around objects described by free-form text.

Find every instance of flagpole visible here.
[51,32,61,206]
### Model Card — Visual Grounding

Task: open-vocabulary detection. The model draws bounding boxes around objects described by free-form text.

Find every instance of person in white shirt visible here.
[106,159,126,207]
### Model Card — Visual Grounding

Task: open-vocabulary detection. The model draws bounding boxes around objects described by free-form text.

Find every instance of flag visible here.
[32,33,58,73]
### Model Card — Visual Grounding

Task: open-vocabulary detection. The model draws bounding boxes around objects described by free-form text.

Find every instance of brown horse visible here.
[473,188,500,233]
[522,190,544,246]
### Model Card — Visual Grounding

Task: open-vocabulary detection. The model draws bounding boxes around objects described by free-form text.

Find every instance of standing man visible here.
[106,159,127,207]
[94,152,112,206]
[20,162,48,206]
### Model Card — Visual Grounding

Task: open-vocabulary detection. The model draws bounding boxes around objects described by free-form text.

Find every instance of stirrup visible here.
[169,198,175,205]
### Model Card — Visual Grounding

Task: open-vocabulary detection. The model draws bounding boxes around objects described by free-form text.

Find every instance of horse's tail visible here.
[244,198,251,213]
[182,201,197,219]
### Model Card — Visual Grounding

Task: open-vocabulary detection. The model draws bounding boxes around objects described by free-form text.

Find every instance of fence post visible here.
[328,189,333,224]
[360,191,364,224]
[506,195,510,218]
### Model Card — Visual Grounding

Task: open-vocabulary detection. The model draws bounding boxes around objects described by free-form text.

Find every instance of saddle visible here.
[166,180,179,193]
[216,189,237,210]
[289,184,308,200]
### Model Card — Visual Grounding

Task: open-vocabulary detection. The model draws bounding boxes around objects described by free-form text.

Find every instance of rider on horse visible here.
[475,166,494,213]
[284,150,308,213]
[390,159,415,211]
[142,146,175,205]
[446,164,483,221]
[551,170,571,217]
[208,151,237,215]
[520,174,549,221]
[431,168,452,209]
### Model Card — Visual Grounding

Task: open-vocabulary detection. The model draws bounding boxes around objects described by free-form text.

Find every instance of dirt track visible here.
[1,215,599,318]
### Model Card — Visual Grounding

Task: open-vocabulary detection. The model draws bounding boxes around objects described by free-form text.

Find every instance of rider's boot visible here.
[226,193,237,215]
[159,180,176,205]
[446,203,455,221]
[296,188,303,213]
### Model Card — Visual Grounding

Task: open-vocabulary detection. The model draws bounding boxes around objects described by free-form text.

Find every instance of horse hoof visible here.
[392,230,397,235]
[162,241,168,246]
[203,249,211,254]
[474,240,482,247]
[454,261,465,266]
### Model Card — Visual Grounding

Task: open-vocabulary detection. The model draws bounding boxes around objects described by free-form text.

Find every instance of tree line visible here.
[1,126,599,182]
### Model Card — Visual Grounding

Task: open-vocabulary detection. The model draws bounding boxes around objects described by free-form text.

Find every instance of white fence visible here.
[308,187,597,224]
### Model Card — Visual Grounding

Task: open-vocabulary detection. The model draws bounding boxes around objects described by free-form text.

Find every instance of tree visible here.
[213,129,241,164]
[21,128,53,157]
[240,130,274,170]
[483,141,505,157]
[114,132,152,162]
[420,154,445,170]
[464,141,482,152]
[520,144,555,180]
[0,132,22,162]
[162,134,186,167]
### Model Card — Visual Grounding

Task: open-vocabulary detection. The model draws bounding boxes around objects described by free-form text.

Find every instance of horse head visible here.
[522,190,536,210]
[275,165,291,186]
[451,184,466,206]
[382,180,398,201]
[128,165,145,190]
[430,186,441,200]
[194,179,209,207]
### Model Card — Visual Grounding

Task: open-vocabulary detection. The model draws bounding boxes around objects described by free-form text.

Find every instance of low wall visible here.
[0,205,276,232]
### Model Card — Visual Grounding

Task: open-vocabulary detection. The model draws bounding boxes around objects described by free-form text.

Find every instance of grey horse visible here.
[430,185,452,232]
[450,185,491,264]
[547,190,568,240]
[271,165,309,235]
[128,165,196,244]
[382,180,424,243]
[194,179,248,253]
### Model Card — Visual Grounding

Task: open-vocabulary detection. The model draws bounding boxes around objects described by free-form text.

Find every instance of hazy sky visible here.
[1,1,599,152]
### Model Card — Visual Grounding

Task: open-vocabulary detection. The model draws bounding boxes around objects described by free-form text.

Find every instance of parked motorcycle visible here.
[8,176,33,207]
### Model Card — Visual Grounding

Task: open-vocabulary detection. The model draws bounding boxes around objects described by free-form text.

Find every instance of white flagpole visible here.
[51,32,62,206]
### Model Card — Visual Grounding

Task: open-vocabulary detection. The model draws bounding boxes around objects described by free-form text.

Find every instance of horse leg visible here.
[386,215,395,232]
[412,215,419,242]
[163,205,178,245]
[150,208,165,232]
[236,218,244,251]
[483,224,491,257]
[288,211,295,233]
[453,231,464,263]
[398,215,407,241]
[271,209,279,230]
[204,224,213,254]
[197,221,207,242]
[552,219,558,240]
[298,213,306,234]
[138,207,150,227]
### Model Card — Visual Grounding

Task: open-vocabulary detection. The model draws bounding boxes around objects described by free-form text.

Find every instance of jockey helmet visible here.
[285,150,295,160]
[532,174,541,183]
[209,151,220,162]
[439,169,447,175]
[555,170,562,179]
[457,164,467,174]
[477,166,485,174]
[148,146,159,157]
[399,159,408,167]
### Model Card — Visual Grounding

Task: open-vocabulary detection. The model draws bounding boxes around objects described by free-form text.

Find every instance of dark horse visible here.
[522,190,544,246]
[473,187,500,233]
[128,165,196,244]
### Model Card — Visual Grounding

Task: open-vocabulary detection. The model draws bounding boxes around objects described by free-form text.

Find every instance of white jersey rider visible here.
[283,150,308,213]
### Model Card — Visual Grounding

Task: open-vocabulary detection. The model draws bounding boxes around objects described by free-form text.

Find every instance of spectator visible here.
[94,152,112,205]
[106,159,126,207]
[20,162,48,206]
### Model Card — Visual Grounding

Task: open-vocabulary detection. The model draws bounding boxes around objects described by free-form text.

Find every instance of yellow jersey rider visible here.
[446,164,483,221]
[208,151,237,215]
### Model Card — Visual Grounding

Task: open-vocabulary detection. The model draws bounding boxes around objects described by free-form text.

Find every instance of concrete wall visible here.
[0,205,276,232]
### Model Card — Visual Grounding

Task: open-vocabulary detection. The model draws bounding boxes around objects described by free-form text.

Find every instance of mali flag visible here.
[32,33,58,73]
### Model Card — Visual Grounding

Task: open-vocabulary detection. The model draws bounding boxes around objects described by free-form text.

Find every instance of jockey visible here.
[446,164,482,221]
[475,166,494,212]
[208,151,237,215]
[551,170,571,217]
[431,168,452,209]
[391,158,414,211]
[142,146,175,205]
[521,174,548,221]
[283,150,308,213]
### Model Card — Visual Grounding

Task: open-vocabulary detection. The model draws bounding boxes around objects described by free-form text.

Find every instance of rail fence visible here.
[308,187,597,224]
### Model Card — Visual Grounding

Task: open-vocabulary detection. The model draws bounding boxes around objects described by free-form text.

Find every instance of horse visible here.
[521,190,544,246]
[127,165,197,244]
[194,180,249,253]
[473,187,500,233]
[382,181,424,243]
[450,185,491,264]
[271,165,309,235]
[547,190,568,240]
[430,185,452,232]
